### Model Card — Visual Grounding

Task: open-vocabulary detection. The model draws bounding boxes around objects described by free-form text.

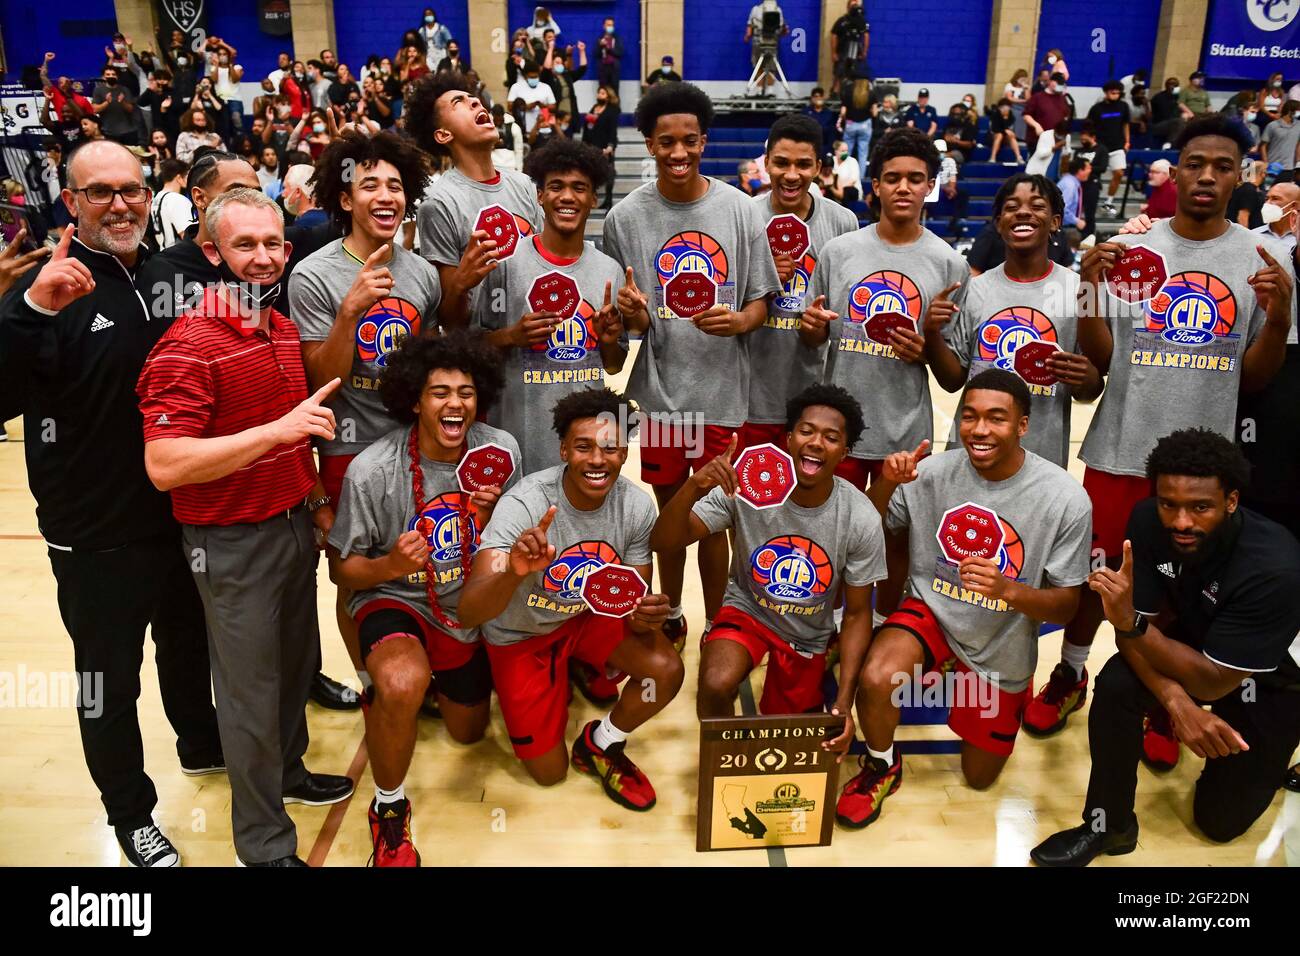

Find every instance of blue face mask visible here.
[527,77,539,88]
[425,15,435,24]
[553,64,564,75]
[661,65,671,74]
[747,178,763,191]
[605,25,614,35]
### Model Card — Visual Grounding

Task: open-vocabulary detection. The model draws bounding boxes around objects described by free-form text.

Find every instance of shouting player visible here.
[407,73,544,325]
[651,384,885,741]
[1025,115,1294,752]
[289,130,440,688]
[329,332,518,866]
[743,115,859,450]
[603,81,781,645]
[474,138,627,474]
[835,369,1092,829]
[925,173,1101,468]
[457,388,684,809]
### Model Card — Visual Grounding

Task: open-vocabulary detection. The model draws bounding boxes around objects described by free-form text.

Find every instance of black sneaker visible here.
[662,615,688,653]
[309,672,361,710]
[1284,763,1299,794]
[180,751,226,776]
[237,855,309,867]
[283,772,355,806]
[421,677,442,719]
[117,822,179,867]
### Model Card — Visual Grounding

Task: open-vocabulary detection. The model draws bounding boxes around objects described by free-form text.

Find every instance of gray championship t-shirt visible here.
[1079,219,1281,477]
[747,192,860,424]
[417,166,544,267]
[812,224,970,459]
[471,235,627,474]
[288,239,442,456]
[328,422,522,642]
[887,448,1092,692]
[603,178,782,427]
[943,262,1080,467]
[693,477,886,654]
[478,466,657,647]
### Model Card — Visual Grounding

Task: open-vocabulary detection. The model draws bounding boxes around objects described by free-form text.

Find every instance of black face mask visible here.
[104,77,118,85]
[215,255,282,314]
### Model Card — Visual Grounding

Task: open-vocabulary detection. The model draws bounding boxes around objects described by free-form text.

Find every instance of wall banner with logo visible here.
[155,1,212,54]
[1203,0,1300,80]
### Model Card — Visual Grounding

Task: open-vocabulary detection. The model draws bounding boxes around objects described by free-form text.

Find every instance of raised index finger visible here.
[363,243,391,269]
[603,279,612,309]
[936,281,960,301]
[51,226,74,261]
[311,377,343,404]
[537,504,558,533]
[1256,245,1280,269]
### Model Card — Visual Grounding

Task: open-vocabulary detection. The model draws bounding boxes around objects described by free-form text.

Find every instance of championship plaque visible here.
[1012,340,1060,386]
[697,713,845,851]
[474,204,522,260]
[1104,245,1167,304]
[456,443,516,494]
[765,214,811,262]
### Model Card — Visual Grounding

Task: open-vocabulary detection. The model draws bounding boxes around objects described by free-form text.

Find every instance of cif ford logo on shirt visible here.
[773,252,816,313]
[847,270,922,325]
[357,297,422,366]
[750,536,833,601]
[655,231,730,285]
[1144,272,1236,347]
[409,493,478,562]
[976,307,1058,370]
[530,311,597,362]
[544,541,619,600]
[1248,0,1299,32]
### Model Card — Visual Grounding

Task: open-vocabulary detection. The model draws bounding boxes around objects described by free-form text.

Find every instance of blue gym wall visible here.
[1034,0,1161,87]
[864,0,993,85]
[1,1,120,81]
[683,0,821,82]
[335,1,470,73]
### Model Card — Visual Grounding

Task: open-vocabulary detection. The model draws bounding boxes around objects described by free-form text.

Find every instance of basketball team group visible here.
[5,73,1299,868]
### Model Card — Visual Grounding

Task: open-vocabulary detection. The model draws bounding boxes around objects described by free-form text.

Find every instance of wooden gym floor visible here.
[0,343,1295,867]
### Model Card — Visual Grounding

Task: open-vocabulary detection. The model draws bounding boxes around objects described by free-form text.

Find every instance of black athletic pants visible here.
[48,533,222,832]
[1083,652,1300,842]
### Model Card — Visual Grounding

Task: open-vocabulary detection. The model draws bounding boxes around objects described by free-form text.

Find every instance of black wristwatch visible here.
[305,496,332,513]
[1115,612,1148,639]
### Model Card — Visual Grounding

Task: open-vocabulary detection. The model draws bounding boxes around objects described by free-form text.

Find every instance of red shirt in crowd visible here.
[137,287,316,526]
[1145,179,1177,219]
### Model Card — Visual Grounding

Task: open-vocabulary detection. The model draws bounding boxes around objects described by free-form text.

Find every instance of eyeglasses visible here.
[73,184,152,205]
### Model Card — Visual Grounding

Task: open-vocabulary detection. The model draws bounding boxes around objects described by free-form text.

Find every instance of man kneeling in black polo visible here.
[1033,428,1300,866]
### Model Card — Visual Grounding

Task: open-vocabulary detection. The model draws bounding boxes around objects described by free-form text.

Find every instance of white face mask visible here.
[1261,202,1295,225]
[1046,55,1056,65]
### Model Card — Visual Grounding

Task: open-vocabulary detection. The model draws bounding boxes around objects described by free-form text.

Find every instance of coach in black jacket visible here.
[0,139,222,868]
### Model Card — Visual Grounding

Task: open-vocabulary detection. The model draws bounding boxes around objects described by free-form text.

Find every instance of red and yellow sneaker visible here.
[663,615,688,654]
[1141,709,1179,771]
[1023,663,1088,736]
[570,659,622,707]
[835,752,903,829]
[368,798,420,867]
[571,720,657,811]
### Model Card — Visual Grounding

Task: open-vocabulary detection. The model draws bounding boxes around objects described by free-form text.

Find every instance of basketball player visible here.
[743,115,859,450]
[288,130,441,693]
[603,81,781,645]
[473,139,627,475]
[457,388,684,809]
[835,369,1091,829]
[651,384,885,737]
[329,332,519,866]
[406,73,545,325]
[1025,115,1295,752]
[924,173,1101,468]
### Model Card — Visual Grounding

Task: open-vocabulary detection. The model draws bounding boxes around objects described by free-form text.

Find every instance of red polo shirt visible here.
[137,287,317,526]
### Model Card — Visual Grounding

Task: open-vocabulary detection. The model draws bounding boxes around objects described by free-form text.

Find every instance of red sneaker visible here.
[1022,663,1088,736]
[368,798,420,867]
[663,615,688,653]
[835,752,903,829]
[1142,709,1179,771]
[570,659,622,707]
[570,720,657,811]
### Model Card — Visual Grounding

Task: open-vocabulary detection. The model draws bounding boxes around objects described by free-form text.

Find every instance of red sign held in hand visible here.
[527,271,582,319]
[581,563,649,618]
[864,311,916,346]
[936,502,1004,564]
[474,204,522,260]
[1104,245,1167,304]
[1013,340,1060,386]
[765,214,811,262]
[734,443,796,510]
[663,272,718,319]
[456,443,516,494]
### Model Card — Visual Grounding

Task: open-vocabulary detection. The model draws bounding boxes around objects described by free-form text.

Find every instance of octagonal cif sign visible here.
[456,442,517,494]
[527,271,582,319]
[663,271,718,319]
[1012,339,1060,386]
[734,443,796,510]
[1104,244,1167,304]
[936,501,1004,564]
[581,563,649,618]
[765,213,811,262]
[474,204,522,260]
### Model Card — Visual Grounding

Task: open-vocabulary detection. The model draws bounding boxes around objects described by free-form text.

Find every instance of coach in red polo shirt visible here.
[137,186,354,867]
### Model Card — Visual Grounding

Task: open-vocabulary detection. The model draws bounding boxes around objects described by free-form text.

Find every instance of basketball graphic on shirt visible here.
[654,231,730,286]
[994,517,1024,579]
[409,492,479,563]
[1143,272,1236,346]
[528,299,597,362]
[846,271,922,325]
[357,297,421,366]
[749,535,833,601]
[543,540,621,600]
[773,251,817,313]
[975,307,1058,367]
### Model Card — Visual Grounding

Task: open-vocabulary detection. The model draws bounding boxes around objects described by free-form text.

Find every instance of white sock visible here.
[375,782,405,806]
[867,743,895,765]
[356,669,373,691]
[833,606,845,630]
[872,610,888,629]
[1061,642,1090,680]
[592,713,629,751]
[667,605,683,620]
